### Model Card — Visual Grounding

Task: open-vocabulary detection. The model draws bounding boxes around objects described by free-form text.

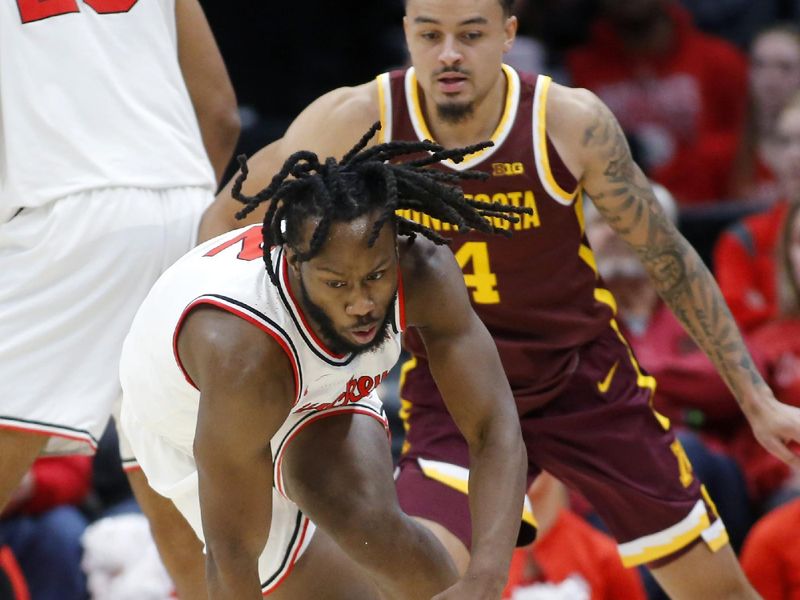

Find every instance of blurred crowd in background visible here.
[3,1,800,598]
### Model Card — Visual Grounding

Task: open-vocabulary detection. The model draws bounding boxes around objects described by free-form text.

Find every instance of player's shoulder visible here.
[280,80,382,159]
[399,236,451,283]
[298,81,380,133]
[544,83,612,177]
[398,236,467,326]
[179,304,294,391]
[546,82,607,132]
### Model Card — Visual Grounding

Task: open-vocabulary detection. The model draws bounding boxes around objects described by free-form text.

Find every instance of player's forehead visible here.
[405,0,505,25]
[300,214,397,270]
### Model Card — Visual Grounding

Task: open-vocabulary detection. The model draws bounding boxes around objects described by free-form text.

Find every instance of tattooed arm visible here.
[547,83,800,468]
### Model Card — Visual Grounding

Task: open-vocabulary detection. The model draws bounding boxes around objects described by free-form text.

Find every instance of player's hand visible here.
[745,393,800,469]
[431,575,505,600]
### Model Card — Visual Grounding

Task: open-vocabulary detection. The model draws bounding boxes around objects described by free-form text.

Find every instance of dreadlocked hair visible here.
[231,122,532,285]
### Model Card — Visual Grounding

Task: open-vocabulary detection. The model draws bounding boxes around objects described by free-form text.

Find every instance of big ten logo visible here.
[492,162,525,177]
[298,371,390,412]
[396,190,540,233]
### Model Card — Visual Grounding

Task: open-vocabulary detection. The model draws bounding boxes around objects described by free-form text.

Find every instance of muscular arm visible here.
[403,240,527,597]
[178,307,296,599]
[198,82,380,241]
[548,83,800,467]
[176,0,240,186]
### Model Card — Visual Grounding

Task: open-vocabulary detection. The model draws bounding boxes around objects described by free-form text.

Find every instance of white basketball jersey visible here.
[0,0,215,219]
[120,225,405,456]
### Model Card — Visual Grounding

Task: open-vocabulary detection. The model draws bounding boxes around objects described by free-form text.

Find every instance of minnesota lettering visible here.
[396,190,540,231]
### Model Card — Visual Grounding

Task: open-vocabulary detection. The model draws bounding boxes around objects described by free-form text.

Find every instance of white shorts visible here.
[0,186,212,454]
[123,392,388,594]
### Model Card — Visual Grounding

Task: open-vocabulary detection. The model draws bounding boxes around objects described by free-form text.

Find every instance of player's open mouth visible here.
[437,74,467,94]
[351,325,377,344]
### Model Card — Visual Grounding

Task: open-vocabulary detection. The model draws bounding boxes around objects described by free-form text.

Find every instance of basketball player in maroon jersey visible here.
[201,0,800,596]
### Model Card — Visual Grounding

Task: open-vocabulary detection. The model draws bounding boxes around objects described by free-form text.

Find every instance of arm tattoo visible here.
[581,101,765,403]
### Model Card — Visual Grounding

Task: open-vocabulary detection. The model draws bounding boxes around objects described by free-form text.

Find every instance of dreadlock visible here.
[231,122,531,285]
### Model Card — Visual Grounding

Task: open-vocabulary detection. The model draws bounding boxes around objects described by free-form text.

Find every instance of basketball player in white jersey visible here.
[0,1,238,597]
[120,126,528,599]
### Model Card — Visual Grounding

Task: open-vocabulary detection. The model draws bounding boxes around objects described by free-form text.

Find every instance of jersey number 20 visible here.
[17,0,139,24]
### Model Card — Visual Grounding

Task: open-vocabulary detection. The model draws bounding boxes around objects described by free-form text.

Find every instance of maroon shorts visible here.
[396,324,729,567]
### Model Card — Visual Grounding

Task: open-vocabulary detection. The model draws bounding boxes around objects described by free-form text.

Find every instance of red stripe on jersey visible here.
[172,299,301,403]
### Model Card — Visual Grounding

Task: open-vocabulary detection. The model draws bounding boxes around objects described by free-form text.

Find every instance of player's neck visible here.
[423,70,507,149]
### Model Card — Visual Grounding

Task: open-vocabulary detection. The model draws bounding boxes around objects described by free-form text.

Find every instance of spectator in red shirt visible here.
[747,201,800,508]
[566,0,748,204]
[739,498,800,599]
[503,472,646,600]
[727,24,800,205]
[715,92,800,332]
[0,456,92,600]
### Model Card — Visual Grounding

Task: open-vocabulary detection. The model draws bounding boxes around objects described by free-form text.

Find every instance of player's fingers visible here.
[786,440,800,468]
[767,437,800,468]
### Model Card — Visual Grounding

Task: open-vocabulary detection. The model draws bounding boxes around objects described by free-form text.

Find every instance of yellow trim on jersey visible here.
[376,73,388,144]
[408,64,517,165]
[418,458,538,530]
[575,188,586,234]
[535,76,578,203]
[618,499,710,567]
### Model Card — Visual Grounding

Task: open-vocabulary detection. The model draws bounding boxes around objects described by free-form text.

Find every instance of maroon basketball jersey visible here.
[379,66,616,410]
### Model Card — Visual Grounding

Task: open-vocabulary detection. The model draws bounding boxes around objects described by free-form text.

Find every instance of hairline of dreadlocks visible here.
[230,122,531,286]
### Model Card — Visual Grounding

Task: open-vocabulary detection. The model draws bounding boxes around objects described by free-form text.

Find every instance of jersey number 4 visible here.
[455,242,500,304]
[17,0,139,24]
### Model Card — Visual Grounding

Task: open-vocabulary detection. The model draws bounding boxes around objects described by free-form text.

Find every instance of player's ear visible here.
[503,16,518,53]
[284,245,301,274]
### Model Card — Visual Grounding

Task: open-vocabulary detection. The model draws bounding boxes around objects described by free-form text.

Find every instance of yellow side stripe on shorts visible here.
[609,319,657,394]
[579,244,598,275]
[618,499,710,567]
[417,458,538,529]
[595,288,617,314]
[700,484,721,518]
[701,518,730,552]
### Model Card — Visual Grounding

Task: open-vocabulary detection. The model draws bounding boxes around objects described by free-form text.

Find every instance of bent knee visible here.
[326,503,409,555]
